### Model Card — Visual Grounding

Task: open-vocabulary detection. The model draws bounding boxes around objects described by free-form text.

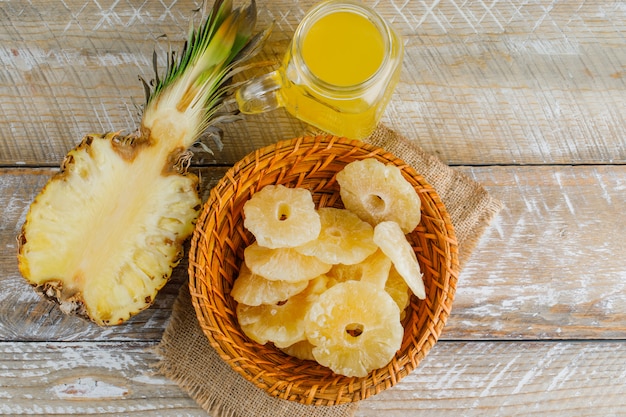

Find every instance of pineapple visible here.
[327,249,391,288]
[336,158,421,233]
[237,275,329,348]
[373,221,425,300]
[244,242,332,282]
[385,267,411,319]
[305,281,403,378]
[16,0,267,325]
[230,263,309,306]
[280,340,316,361]
[243,184,321,248]
[295,207,377,265]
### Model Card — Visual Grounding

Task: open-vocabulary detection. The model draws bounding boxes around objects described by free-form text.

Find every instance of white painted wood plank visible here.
[357,341,626,416]
[448,165,626,340]
[0,342,204,416]
[1,1,624,166]
[1,341,624,416]
[2,165,626,341]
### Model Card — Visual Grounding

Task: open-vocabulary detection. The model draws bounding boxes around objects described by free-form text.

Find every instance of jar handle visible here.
[235,71,283,114]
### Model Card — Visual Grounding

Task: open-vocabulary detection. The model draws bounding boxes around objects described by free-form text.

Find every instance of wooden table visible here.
[1,1,625,415]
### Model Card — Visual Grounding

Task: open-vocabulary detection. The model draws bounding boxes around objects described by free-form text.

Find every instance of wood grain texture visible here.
[1,1,625,414]
[0,341,203,415]
[446,165,626,340]
[1,0,625,166]
[1,341,624,416]
[3,165,625,342]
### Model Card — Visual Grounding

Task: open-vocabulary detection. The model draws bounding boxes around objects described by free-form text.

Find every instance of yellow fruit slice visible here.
[237,275,329,348]
[244,242,332,282]
[373,221,425,300]
[230,263,309,306]
[295,207,378,265]
[336,158,421,233]
[327,249,391,288]
[243,184,321,248]
[280,340,316,361]
[386,266,411,320]
[305,281,403,377]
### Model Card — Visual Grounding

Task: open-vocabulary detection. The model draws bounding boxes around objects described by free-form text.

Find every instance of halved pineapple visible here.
[19,133,201,324]
[17,0,268,325]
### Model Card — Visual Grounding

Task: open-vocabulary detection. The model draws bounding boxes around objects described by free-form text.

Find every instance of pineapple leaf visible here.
[139,0,272,150]
[146,1,251,105]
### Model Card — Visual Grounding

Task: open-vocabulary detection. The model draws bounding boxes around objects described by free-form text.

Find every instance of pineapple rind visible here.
[18,133,200,325]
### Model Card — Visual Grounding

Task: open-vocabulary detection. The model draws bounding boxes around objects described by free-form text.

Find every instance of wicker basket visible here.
[188,135,459,405]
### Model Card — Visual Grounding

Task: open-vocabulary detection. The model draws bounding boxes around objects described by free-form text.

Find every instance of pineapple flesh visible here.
[17,0,266,325]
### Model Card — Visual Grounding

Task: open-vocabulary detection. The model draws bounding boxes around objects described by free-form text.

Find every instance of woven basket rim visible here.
[188,135,460,405]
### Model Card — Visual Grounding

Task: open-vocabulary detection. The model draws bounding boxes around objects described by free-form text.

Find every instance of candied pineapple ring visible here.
[237,276,329,348]
[280,340,316,361]
[230,264,309,306]
[327,249,391,288]
[244,242,332,282]
[295,207,378,265]
[386,267,411,320]
[243,184,321,248]
[336,158,421,233]
[305,281,403,378]
[374,221,425,300]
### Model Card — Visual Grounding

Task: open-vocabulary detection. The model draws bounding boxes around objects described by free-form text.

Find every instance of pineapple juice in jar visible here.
[236,0,403,140]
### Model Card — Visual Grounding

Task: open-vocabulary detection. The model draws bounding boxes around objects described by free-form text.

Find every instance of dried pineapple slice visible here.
[243,184,321,249]
[374,221,425,300]
[327,249,391,288]
[237,275,328,348]
[244,242,332,282]
[280,340,316,361]
[386,267,411,319]
[305,281,403,377]
[295,207,377,265]
[231,263,309,306]
[336,158,421,233]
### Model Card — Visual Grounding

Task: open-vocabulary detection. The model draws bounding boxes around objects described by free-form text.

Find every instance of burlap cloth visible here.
[154,125,503,416]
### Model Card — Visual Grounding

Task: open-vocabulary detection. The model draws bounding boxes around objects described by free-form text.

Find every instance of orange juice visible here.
[236,1,403,139]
